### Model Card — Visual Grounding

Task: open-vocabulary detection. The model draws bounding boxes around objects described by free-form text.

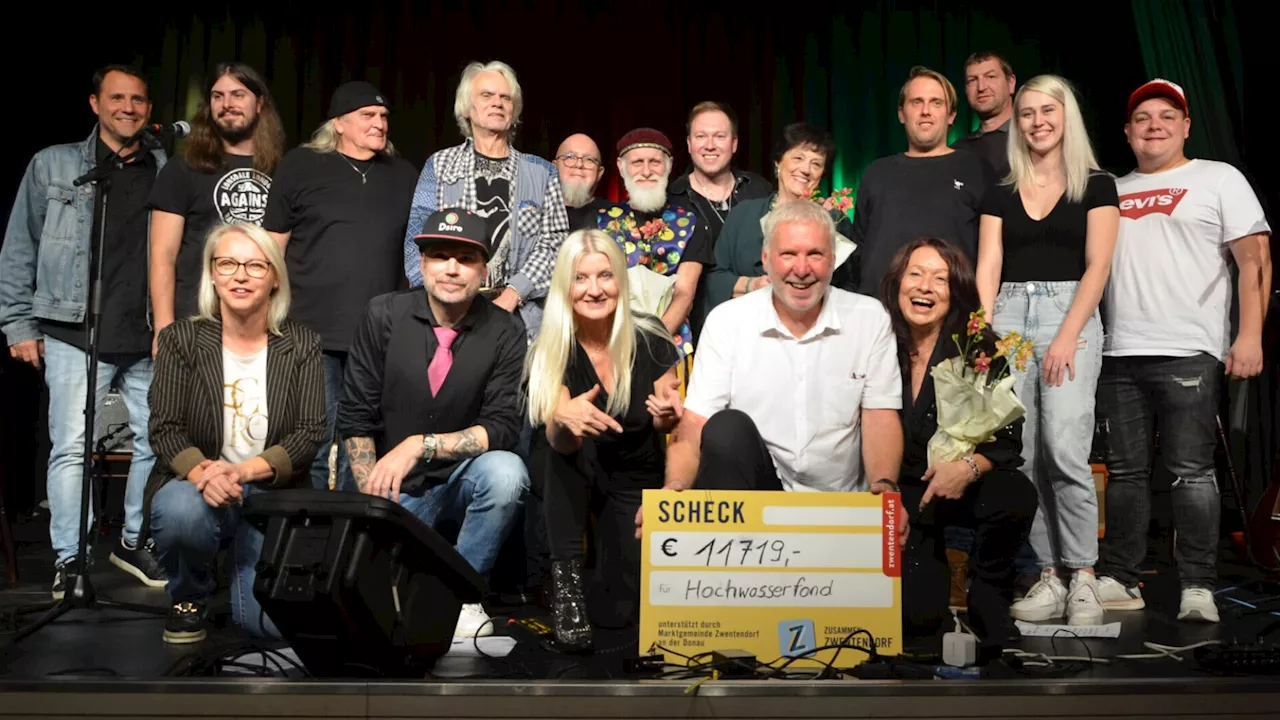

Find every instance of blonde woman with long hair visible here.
[975,74,1120,626]
[525,229,681,653]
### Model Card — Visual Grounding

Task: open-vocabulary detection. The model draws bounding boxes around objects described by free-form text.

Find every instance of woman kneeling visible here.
[525,230,682,652]
[881,237,1038,659]
[145,222,325,644]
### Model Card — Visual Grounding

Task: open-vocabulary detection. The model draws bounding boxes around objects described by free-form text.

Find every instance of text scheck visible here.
[658,499,746,524]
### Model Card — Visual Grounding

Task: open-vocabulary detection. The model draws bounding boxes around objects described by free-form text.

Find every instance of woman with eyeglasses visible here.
[143,222,325,645]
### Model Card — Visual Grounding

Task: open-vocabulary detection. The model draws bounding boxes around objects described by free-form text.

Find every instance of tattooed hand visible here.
[345,436,378,495]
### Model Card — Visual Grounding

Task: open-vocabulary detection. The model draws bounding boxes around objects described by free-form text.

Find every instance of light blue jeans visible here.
[397,450,528,579]
[43,336,155,566]
[149,479,278,638]
[993,281,1102,571]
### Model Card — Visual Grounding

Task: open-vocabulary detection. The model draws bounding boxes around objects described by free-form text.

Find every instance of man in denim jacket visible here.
[402,60,569,341]
[0,65,167,598]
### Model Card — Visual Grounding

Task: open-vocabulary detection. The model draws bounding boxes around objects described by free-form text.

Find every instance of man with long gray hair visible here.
[403,60,570,342]
[263,80,418,491]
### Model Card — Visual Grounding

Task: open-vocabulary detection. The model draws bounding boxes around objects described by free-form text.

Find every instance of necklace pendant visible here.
[361,176,367,184]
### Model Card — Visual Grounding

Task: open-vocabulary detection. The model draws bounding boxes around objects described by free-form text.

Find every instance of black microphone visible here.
[142,121,191,138]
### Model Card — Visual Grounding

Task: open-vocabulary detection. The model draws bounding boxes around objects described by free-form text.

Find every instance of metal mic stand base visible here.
[7,571,168,643]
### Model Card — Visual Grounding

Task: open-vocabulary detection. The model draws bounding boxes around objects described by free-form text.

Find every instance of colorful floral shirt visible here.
[595,202,712,357]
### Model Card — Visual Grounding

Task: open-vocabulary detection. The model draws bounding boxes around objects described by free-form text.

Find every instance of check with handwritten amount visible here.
[639,490,902,668]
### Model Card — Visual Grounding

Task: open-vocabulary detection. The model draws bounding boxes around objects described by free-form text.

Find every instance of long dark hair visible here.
[879,237,994,373]
[185,62,285,175]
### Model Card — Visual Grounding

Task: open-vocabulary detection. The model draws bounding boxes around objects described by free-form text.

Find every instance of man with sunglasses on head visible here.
[554,133,611,231]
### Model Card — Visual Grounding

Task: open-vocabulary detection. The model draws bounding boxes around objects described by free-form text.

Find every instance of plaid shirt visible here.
[403,138,569,305]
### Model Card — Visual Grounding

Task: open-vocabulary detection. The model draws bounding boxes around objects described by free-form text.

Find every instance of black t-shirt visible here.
[473,151,513,287]
[41,140,156,354]
[852,150,993,294]
[566,197,612,231]
[262,147,418,352]
[147,154,271,319]
[951,122,1011,180]
[557,324,681,484]
[982,172,1119,282]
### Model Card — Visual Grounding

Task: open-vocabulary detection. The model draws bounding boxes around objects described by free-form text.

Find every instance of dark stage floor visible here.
[1,509,1279,719]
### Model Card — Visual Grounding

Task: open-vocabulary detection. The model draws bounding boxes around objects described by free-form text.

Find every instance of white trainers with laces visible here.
[1066,572,1104,626]
[454,603,496,638]
[1096,576,1145,610]
[1009,569,1066,622]
[1177,588,1219,623]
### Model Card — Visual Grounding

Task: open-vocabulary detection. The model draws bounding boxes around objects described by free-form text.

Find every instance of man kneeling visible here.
[641,200,905,512]
[338,209,529,639]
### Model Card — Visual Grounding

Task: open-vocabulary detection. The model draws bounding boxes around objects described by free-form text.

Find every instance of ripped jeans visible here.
[1095,354,1222,590]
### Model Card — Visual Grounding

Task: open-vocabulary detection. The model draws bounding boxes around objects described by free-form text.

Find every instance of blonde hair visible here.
[1005,74,1100,203]
[454,61,523,139]
[524,230,673,426]
[301,117,398,156]
[197,222,291,335]
[897,65,958,115]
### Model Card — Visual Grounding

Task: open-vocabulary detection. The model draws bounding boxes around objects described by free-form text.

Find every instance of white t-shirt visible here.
[684,286,902,492]
[222,346,270,464]
[1105,159,1271,361]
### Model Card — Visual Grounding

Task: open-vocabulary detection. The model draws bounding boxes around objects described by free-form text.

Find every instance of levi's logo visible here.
[1118,188,1188,219]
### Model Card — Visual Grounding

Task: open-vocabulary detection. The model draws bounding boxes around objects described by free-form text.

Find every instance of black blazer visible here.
[899,339,1024,483]
[141,317,326,536]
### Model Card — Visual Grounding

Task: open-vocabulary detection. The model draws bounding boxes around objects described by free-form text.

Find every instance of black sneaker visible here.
[164,601,208,644]
[110,537,167,589]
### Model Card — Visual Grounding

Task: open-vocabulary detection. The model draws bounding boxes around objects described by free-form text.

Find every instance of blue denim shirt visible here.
[0,126,166,345]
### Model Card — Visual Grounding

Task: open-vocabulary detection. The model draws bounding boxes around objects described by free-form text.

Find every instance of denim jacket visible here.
[0,127,167,345]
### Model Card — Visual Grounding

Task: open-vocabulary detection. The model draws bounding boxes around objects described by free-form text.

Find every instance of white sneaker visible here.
[1010,569,1066,621]
[1066,572,1104,626]
[453,603,496,638]
[1177,588,1219,623]
[1096,576,1145,610]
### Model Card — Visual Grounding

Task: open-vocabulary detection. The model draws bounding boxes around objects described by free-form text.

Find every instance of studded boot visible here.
[550,558,593,653]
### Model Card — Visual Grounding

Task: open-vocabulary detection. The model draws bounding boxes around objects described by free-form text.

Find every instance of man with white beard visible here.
[594,128,713,357]
[553,133,610,230]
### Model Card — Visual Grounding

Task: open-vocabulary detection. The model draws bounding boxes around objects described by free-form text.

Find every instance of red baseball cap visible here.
[1127,78,1189,118]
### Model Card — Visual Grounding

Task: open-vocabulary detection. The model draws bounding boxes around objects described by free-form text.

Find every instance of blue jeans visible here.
[397,451,528,579]
[43,336,155,565]
[310,352,354,491]
[149,479,279,639]
[1096,354,1222,589]
[993,281,1103,571]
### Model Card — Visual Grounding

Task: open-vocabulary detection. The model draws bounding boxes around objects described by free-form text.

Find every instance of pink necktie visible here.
[428,327,458,396]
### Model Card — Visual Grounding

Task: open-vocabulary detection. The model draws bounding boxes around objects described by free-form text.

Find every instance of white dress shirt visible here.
[684,286,902,492]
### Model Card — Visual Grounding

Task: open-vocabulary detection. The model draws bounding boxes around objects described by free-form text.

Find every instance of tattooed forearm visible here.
[434,426,489,461]
[344,436,377,492]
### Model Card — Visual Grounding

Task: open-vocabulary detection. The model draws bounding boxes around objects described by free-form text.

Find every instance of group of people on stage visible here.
[0,50,1270,659]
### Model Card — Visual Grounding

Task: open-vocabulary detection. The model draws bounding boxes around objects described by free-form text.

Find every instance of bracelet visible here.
[961,456,981,480]
[504,284,524,304]
[872,478,899,493]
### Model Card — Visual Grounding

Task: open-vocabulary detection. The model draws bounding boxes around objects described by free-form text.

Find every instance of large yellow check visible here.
[639,489,901,667]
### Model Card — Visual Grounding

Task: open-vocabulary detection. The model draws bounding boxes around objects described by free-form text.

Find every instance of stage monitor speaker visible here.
[243,488,485,678]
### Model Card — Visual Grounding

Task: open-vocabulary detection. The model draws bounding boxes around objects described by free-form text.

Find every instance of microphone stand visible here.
[8,128,167,642]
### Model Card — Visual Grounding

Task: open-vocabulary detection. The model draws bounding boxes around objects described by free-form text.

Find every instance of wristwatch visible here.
[421,433,438,462]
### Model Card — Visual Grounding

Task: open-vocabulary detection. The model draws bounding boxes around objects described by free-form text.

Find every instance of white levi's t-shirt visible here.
[221,346,270,464]
[1105,159,1271,361]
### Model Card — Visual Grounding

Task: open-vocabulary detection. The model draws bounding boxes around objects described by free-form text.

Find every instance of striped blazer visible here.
[141,316,326,538]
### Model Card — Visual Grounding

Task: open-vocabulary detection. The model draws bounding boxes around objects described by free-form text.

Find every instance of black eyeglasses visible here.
[556,153,602,170]
[213,257,272,278]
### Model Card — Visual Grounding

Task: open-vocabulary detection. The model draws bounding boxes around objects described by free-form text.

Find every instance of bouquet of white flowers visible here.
[927,308,1034,467]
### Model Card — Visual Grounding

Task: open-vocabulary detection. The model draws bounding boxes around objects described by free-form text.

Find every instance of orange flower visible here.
[967,310,987,335]
[973,352,991,374]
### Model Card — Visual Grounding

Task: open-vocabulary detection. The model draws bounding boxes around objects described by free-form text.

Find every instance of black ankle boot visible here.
[550,559,593,653]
